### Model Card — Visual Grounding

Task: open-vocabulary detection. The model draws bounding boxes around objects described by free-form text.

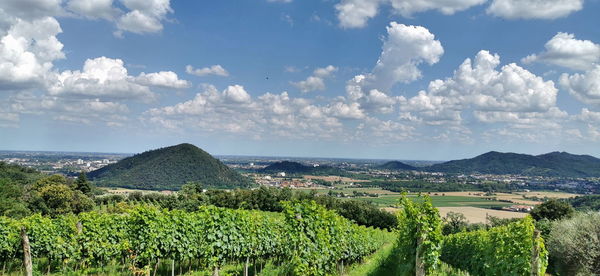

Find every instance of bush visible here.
[547,212,600,275]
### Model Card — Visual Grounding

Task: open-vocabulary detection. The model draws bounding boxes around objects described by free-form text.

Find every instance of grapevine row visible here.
[0,200,392,275]
[395,194,548,275]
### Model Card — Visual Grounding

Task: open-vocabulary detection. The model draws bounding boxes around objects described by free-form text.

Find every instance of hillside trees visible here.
[25,175,95,217]
[530,199,574,221]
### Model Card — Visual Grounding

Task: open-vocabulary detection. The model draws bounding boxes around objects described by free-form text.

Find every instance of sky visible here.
[1,0,600,160]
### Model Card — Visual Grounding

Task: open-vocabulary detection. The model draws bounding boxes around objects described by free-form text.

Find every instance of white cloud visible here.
[325,101,366,119]
[337,23,442,118]
[335,0,382,29]
[371,22,444,90]
[115,0,172,35]
[48,56,188,102]
[135,71,190,89]
[389,0,486,17]
[345,75,404,114]
[8,92,129,125]
[0,0,64,21]
[577,108,600,123]
[0,111,19,127]
[67,0,120,20]
[0,16,64,91]
[487,0,583,19]
[523,33,600,71]
[560,65,600,106]
[185,64,229,77]
[335,0,484,28]
[223,85,251,103]
[292,65,338,93]
[402,50,559,124]
[267,0,292,3]
[145,85,346,139]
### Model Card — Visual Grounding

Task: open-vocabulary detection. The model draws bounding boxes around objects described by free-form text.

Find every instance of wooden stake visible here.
[21,227,32,276]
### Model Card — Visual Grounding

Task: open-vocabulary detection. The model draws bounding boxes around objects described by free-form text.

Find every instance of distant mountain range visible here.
[261,161,344,175]
[425,151,600,177]
[88,143,253,190]
[377,161,417,171]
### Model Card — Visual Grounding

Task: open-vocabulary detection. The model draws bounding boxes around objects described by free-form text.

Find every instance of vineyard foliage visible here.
[282,201,389,275]
[0,201,391,275]
[441,216,548,276]
[396,194,443,275]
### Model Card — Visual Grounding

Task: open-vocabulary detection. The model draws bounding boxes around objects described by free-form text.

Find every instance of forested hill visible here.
[426,151,600,177]
[261,161,344,175]
[0,161,43,184]
[377,161,417,171]
[88,143,253,190]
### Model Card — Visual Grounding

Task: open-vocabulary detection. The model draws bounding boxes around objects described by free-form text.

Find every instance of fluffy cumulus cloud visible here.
[7,91,129,125]
[0,0,64,21]
[523,33,600,71]
[185,65,229,77]
[487,0,583,19]
[115,0,172,35]
[0,16,64,90]
[401,50,559,126]
[1,0,174,37]
[335,0,382,28]
[577,108,600,123]
[335,0,485,28]
[292,65,338,93]
[135,71,190,89]
[67,0,120,20]
[389,0,486,17]
[345,75,404,114]
[560,65,600,106]
[145,84,349,138]
[371,23,444,90]
[48,57,188,102]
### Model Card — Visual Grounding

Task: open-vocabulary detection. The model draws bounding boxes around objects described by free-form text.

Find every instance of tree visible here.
[547,212,600,275]
[26,175,95,216]
[530,199,574,221]
[442,212,468,235]
[75,172,93,195]
[0,178,29,218]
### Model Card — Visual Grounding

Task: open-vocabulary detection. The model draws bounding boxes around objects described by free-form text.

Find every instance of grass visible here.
[345,241,470,276]
[346,242,404,276]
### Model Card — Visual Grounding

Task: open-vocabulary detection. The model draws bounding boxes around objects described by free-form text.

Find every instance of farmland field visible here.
[437,206,528,223]
[353,194,512,209]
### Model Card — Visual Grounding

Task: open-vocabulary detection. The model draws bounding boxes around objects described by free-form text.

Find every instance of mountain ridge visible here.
[426,151,600,177]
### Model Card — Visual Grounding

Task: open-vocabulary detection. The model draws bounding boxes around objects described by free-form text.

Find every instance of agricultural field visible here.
[354,194,512,208]
[101,187,174,196]
[302,175,371,183]
[438,207,528,223]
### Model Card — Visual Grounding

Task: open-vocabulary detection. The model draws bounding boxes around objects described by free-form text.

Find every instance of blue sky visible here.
[1,0,600,160]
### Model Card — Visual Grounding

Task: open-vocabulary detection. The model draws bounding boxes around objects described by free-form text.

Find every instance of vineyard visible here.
[0,201,391,276]
[0,196,549,275]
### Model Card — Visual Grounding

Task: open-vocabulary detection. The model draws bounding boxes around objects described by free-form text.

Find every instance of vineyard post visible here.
[20,227,32,276]
[213,266,219,276]
[244,256,249,276]
[531,230,541,276]
[415,236,425,276]
[171,259,175,276]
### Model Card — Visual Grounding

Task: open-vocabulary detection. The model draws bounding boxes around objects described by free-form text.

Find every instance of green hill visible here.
[261,161,344,175]
[377,161,417,171]
[0,161,43,184]
[88,143,254,190]
[426,151,600,177]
